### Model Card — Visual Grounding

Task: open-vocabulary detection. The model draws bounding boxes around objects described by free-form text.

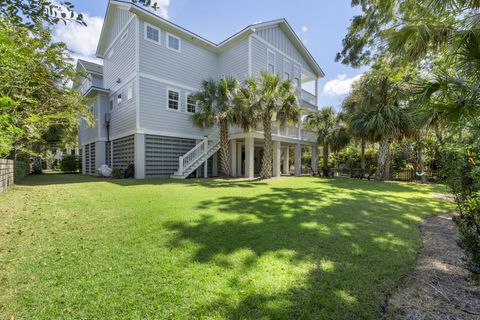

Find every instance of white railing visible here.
[177,130,219,175]
[301,90,317,105]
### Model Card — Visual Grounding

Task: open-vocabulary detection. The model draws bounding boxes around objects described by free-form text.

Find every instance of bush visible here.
[111,168,124,179]
[60,155,80,173]
[439,145,480,273]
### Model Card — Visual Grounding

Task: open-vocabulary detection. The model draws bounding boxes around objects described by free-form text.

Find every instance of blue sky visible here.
[55,0,368,109]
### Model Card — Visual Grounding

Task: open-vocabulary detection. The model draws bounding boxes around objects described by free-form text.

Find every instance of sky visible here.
[53,0,369,109]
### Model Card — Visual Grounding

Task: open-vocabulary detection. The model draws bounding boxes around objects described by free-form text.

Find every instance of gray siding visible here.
[104,17,137,139]
[255,26,315,75]
[138,77,211,138]
[106,8,134,46]
[79,100,99,145]
[251,36,268,77]
[145,135,196,177]
[138,19,219,89]
[219,39,249,81]
[92,74,103,88]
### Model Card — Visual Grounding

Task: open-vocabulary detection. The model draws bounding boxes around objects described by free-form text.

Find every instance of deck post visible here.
[245,135,254,179]
[230,139,237,177]
[283,146,290,175]
[273,141,281,177]
[294,144,301,177]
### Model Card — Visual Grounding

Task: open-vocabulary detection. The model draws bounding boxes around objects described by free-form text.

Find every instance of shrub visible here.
[440,145,480,273]
[60,155,80,173]
[111,168,124,179]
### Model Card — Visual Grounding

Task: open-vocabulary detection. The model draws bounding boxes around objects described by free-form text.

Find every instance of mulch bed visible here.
[384,212,480,319]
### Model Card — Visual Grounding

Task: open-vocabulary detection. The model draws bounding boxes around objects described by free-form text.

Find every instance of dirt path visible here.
[386,213,480,319]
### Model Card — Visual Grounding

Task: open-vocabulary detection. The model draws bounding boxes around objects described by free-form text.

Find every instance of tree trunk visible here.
[322,144,330,177]
[376,138,389,181]
[260,112,273,179]
[218,120,230,177]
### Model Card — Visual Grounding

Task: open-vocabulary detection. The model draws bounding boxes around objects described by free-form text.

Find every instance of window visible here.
[145,24,159,43]
[109,98,114,111]
[293,65,301,87]
[167,89,179,110]
[283,59,291,80]
[89,103,94,115]
[186,94,196,113]
[117,93,122,106]
[167,33,181,52]
[120,31,128,44]
[267,50,276,73]
[127,84,133,101]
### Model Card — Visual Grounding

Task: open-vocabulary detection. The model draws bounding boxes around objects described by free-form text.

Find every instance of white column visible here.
[245,136,254,179]
[95,141,106,172]
[134,133,145,179]
[273,141,281,177]
[283,146,289,175]
[203,161,208,178]
[294,144,301,177]
[311,145,319,175]
[230,139,237,177]
[237,143,243,177]
[203,136,208,178]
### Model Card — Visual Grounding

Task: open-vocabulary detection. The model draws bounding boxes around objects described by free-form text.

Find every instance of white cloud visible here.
[54,12,103,59]
[322,74,362,96]
[145,0,171,19]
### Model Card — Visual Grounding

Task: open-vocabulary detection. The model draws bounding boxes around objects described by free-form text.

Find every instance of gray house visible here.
[77,0,324,179]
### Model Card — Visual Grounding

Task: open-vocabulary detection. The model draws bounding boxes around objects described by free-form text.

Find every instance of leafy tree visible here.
[0,20,91,159]
[348,70,411,181]
[0,0,161,29]
[192,77,238,177]
[305,107,350,177]
[242,71,300,179]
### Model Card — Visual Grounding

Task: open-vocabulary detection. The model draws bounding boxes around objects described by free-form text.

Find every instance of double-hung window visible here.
[145,24,160,43]
[186,94,196,113]
[167,89,179,110]
[267,50,276,74]
[167,33,181,52]
[293,65,301,87]
[283,59,291,80]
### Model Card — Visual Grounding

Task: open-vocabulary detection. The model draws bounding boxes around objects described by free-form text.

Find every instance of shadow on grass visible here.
[163,184,451,319]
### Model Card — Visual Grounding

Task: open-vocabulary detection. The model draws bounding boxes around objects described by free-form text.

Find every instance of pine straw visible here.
[385,213,480,319]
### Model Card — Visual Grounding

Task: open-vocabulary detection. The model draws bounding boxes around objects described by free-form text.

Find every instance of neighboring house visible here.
[77,0,324,179]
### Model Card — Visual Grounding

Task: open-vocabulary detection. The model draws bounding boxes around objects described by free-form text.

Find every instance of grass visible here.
[0,173,452,319]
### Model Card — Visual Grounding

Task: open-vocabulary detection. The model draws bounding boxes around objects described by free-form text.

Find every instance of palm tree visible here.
[192,77,238,176]
[349,72,411,181]
[242,71,300,179]
[305,107,350,177]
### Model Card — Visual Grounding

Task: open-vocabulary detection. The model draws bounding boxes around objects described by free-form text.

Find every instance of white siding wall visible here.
[104,17,137,139]
[138,77,212,138]
[255,26,315,75]
[219,39,249,81]
[107,8,134,46]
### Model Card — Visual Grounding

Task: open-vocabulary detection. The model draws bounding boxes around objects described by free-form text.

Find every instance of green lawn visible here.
[0,174,451,319]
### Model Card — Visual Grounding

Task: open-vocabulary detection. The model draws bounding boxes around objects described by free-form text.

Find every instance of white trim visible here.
[283,58,291,80]
[166,32,181,52]
[81,137,108,146]
[120,30,128,44]
[166,87,181,112]
[110,130,137,142]
[135,15,140,130]
[127,83,134,101]
[139,72,199,92]
[136,128,206,141]
[103,15,135,57]
[144,22,161,44]
[185,92,197,114]
[267,48,276,74]
[248,35,252,76]
[97,98,101,138]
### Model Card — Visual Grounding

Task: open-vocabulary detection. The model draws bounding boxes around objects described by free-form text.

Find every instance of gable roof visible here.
[77,59,103,76]
[97,0,324,77]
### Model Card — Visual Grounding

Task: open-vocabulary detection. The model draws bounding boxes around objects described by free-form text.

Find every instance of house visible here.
[77,0,324,179]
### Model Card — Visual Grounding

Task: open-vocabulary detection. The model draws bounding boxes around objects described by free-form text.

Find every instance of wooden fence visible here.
[0,159,29,193]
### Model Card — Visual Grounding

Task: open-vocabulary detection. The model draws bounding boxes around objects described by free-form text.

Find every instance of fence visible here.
[0,159,29,193]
